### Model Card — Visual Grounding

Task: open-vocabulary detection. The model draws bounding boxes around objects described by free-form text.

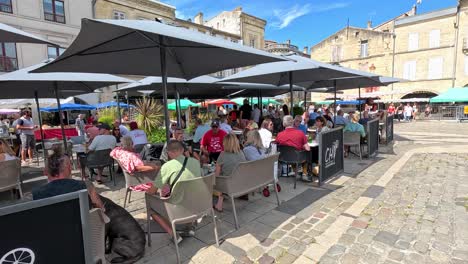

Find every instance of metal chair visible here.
[86,149,115,185]
[277,145,306,189]
[0,159,22,199]
[343,131,362,160]
[215,153,280,229]
[145,174,218,264]
[114,158,158,208]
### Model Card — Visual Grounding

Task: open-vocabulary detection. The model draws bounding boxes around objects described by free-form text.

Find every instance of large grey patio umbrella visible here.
[304,76,403,118]
[0,22,56,45]
[118,75,288,123]
[32,18,286,141]
[220,54,379,112]
[0,60,133,152]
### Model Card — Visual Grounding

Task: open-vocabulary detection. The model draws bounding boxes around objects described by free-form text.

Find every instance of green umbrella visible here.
[232,97,281,105]
[429,88,468,103]
[168,99,199,110]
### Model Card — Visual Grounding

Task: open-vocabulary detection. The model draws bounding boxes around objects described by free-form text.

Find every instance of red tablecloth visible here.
[34,128,78,140]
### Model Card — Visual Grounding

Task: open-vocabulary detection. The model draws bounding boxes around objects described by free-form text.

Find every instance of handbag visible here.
[160,157,188,197]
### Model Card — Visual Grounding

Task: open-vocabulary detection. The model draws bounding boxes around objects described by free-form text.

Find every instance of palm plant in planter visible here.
[135,97,164,135]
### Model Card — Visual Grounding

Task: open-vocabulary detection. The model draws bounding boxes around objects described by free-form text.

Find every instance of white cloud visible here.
[271,2,349,30]
[272,4,312,29]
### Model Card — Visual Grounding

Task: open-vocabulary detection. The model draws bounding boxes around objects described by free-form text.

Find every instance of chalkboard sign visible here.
[318,127,344,185]
[367,119,379,158]
[0,190,92,264]
[386,115,394,144]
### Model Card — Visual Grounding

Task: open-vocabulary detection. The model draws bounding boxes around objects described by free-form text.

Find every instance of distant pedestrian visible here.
[75,114,86,136]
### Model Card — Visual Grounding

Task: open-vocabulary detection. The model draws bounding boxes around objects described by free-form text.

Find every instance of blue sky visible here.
[163,0,458,49]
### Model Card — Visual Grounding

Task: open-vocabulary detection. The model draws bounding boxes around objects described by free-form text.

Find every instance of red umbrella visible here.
[199,99,237,107]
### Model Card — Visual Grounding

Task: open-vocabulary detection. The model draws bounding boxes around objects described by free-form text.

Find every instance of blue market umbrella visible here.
[94,101,134,109]
[40,103,96,112]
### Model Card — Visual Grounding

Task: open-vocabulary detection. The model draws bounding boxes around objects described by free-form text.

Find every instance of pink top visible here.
[110,147,144,174]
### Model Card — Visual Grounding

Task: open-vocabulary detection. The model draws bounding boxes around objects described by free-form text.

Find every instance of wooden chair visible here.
[0,159,22,199]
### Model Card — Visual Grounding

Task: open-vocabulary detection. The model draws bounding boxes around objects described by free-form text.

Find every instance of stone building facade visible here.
[310,1,468,102]
[265,39,309,57]
[0,0,93,71]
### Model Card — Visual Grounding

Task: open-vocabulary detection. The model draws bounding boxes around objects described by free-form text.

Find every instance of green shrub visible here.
[147,127,167,143]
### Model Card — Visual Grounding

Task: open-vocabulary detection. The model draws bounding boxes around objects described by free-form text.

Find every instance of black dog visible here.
[100,195,146,264]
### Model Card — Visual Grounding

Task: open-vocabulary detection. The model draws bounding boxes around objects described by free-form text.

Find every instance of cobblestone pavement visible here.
[2,121,468,264]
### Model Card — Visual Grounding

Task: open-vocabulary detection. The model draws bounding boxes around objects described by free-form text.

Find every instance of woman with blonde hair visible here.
[0,139,17,161]
[213,133,246,212]
[243,130,266,161]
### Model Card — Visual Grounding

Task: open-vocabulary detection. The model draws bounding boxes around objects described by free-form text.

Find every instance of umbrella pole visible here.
[53,82,68,152]
[175,88,182,126]
[160,38,171,142]
[304,91,307,112]
[359,86,362,119]
[34,91,47,162]
[289,71,293,115]
[334,79,337,126]
[116,86,122,122]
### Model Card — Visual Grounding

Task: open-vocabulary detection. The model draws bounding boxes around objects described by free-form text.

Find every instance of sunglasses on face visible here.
[212,126,219,128]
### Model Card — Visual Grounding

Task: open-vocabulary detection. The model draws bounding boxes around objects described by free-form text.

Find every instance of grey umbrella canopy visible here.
[0,22,57,45]
[0,60,133,151]
[32,18,286,141]
[220,54,379,111]
[303,76,402,91]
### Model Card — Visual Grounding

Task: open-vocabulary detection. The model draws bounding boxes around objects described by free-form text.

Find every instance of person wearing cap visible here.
[200,120,227,162]
[86,123,117,183]
[159,127,191,163]
[128,121,148,152]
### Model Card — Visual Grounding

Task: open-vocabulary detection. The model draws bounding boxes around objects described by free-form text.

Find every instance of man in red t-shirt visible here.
[276,115,311,180]
[201,120,227,162]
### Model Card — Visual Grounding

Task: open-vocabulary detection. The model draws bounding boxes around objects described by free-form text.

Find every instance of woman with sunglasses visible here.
[0,139,17,162]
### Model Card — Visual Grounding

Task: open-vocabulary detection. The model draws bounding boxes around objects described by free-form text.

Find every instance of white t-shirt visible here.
[404,106,413,116]
[88,135,116,151]
[258,128,272,149]
[129,129,148,146]
[252,108,261,123]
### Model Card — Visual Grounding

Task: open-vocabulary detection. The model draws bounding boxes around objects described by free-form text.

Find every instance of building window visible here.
[113,11,125,20]
[429,29,440,48]
[331,45,342,62]
[249,37,256,48]
[403,61,417,80]
[408,33,419,51]
[0,0,12,13]
[428,57,443,79]
[360,40,368,58]
[47,46,65,59]
[44,0,65,23]
[0,42,18,72]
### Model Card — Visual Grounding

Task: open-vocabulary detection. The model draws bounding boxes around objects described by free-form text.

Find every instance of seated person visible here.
[293,115,307,135]
[111,136,160,179]
[0,138,17,162]
[315,116,331,144]
[359,111,370,125]
[219,117,232,134]
[33,147,103,210]
[192,118,210,152]
[146,140,201,243]
[323,114,334,128]
[84,123,117,183]
[343,113,366,157]
[160,128,191,163]
[334,110,349,126]
[258,118,273,149]
[276,115,311,180]
[243,130,266,161]
[112,126,121,143]
[214,133,246,212]
[200,120,227,163]
[86,120,100,143]
[128,121,148,152]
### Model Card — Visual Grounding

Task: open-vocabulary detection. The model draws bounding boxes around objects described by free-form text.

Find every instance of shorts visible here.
[209,152,221,163]
[20,134,35,150]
